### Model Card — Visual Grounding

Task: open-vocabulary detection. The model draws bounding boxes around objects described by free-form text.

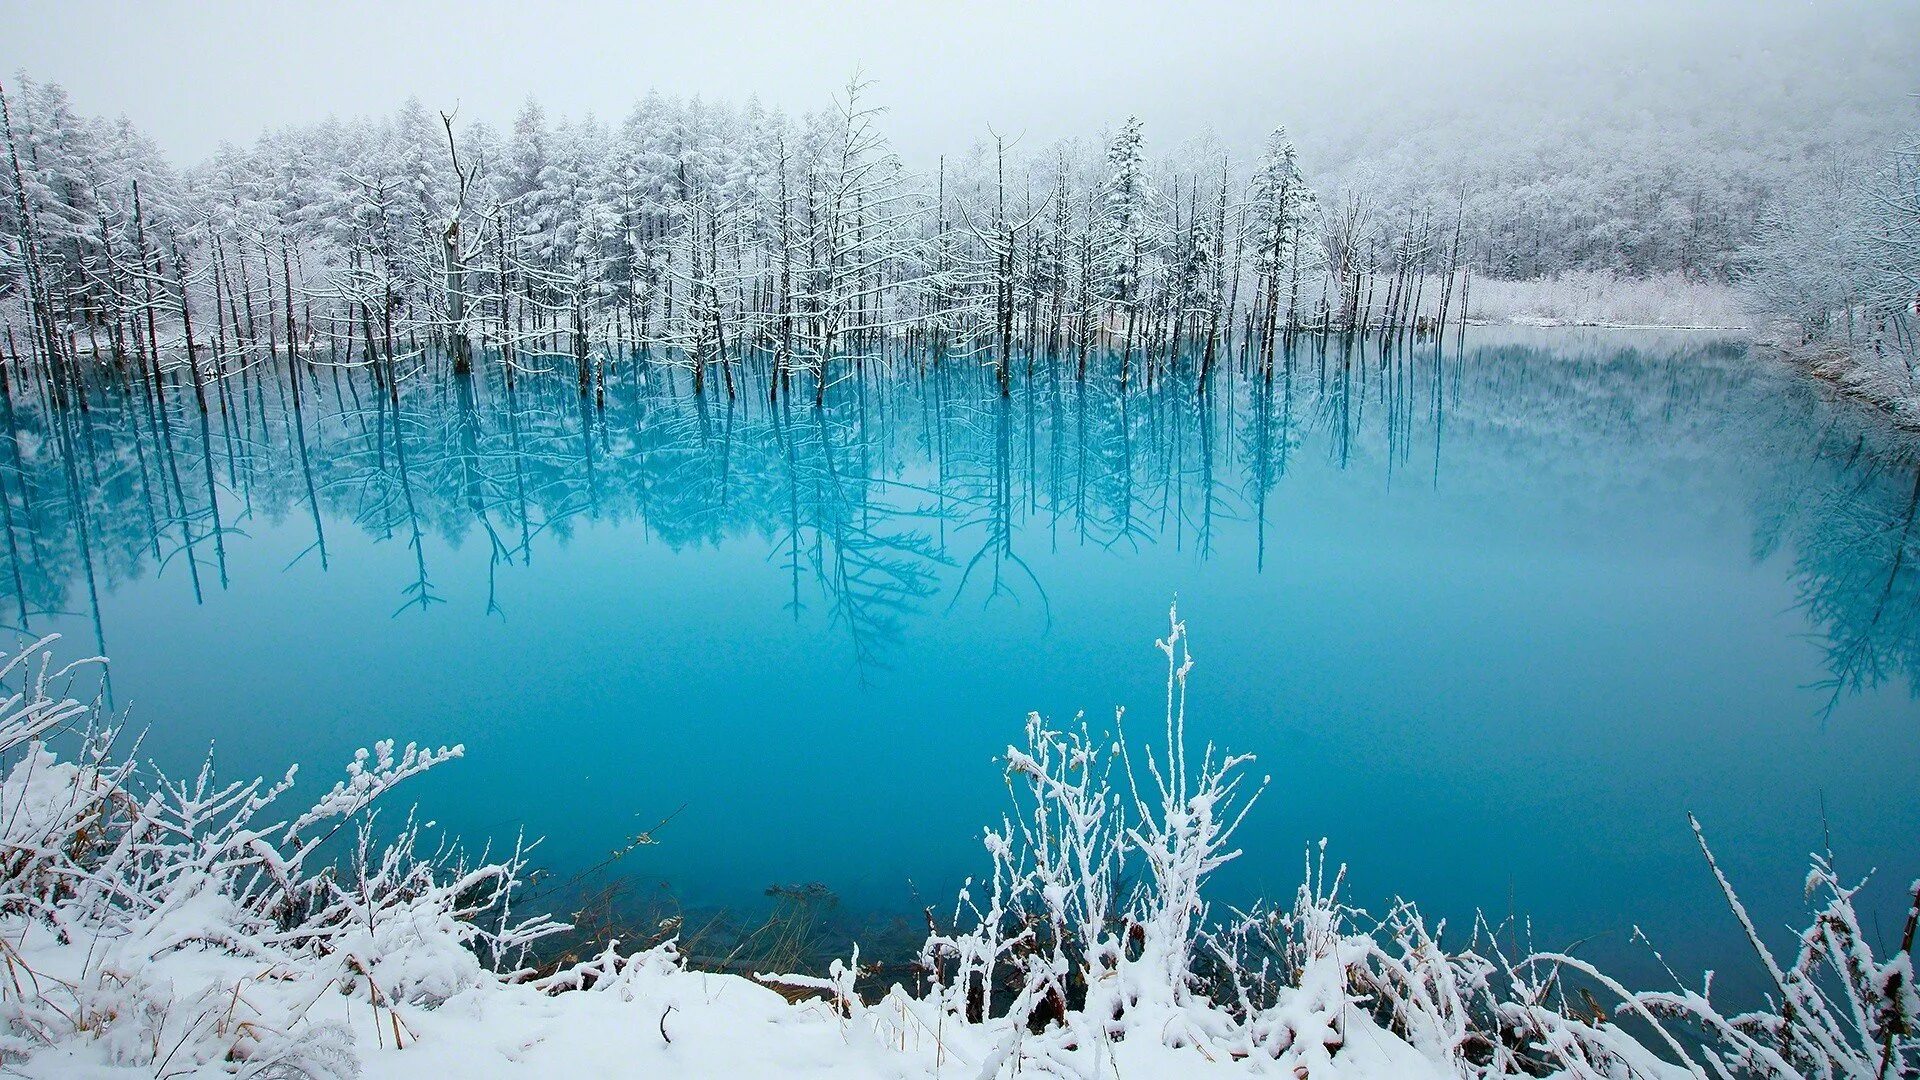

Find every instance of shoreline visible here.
[1771,341,1920,433]
[6,620,1914,1078]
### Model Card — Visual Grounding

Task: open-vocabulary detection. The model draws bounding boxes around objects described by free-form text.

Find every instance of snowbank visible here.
[2,617,1913,1078]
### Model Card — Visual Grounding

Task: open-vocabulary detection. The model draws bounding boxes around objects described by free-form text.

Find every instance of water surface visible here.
[7,329,1917,993]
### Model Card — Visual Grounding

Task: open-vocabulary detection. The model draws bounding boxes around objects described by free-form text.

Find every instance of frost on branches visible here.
[1746,132,1920,423]
[0,635,563,1076]
[1,619,1915,1078]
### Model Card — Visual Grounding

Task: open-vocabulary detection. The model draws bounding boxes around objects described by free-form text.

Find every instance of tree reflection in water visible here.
[0,331,1914,703]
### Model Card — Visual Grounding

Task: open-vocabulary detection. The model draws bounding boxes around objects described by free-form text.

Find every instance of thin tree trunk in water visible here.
[1287,222,1302,336]
[446,218,470,374]
[227,236,258,356]
[282,238,302,402]
[132,181,167,412]
[170,234,208,413]
[573,281,590,396]
[1199,164,1227,392]
[1457,266,1471,348]
[261,242,279,359]
[208,227,229,374]
[495,215,515,381]
[774,137,793,401]
[1437,201,1463,338]
[709,210,735,402]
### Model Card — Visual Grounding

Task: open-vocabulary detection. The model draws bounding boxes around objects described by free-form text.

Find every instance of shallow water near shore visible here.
[9,328,1917,996]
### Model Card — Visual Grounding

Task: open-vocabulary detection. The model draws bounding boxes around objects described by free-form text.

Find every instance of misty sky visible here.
[3,0,1915,168]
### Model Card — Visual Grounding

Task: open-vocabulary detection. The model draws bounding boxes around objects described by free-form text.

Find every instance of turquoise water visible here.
[6,329,1917,991]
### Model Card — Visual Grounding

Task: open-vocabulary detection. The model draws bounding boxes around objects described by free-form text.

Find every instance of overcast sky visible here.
[2,0,1914,167]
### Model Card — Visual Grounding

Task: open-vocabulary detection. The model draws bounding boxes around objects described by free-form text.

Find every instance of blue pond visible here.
[9,328,1918,992]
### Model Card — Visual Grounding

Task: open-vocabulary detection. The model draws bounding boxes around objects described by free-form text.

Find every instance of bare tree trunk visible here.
[170,233,208,413]
[282,237,302,401]
[132,180,168,411]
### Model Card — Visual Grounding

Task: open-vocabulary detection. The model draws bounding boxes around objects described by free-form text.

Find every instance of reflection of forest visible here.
[2,333,1914,701]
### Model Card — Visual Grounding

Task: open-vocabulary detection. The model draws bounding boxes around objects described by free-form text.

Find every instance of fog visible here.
[3,0,1914,170]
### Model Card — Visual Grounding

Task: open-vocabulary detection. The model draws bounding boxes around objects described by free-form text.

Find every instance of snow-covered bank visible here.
[3,617,1915,1078]
[1463,271,1749,330]
[1740,130,1919,426]
[1772,341,1920,430]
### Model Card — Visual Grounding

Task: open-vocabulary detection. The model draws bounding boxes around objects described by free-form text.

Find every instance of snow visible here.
[3,930,1453,1079]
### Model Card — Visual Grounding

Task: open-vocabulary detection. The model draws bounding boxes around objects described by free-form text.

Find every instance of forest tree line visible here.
[0,72,1911,411]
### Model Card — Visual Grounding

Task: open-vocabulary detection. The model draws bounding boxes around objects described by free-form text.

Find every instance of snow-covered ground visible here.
[1780,340,1920,430]
[1465,271,1749,329]
[3,616,1913,1078]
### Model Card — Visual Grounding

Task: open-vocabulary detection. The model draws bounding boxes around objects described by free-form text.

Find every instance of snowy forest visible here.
[0,63,1913,415]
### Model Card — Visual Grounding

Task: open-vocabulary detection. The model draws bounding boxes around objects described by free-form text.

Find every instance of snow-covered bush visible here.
[0,634,562,1075]
[913,606,1919,1078]
[917,606,1263,1070]
[1587,817,1920,1078]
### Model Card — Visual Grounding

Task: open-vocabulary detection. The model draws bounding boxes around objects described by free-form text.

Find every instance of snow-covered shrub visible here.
[1545,816,1920,1079]
[0,634,564,1075]
[917,605,1262,1071]
[917,606,1920,1079]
